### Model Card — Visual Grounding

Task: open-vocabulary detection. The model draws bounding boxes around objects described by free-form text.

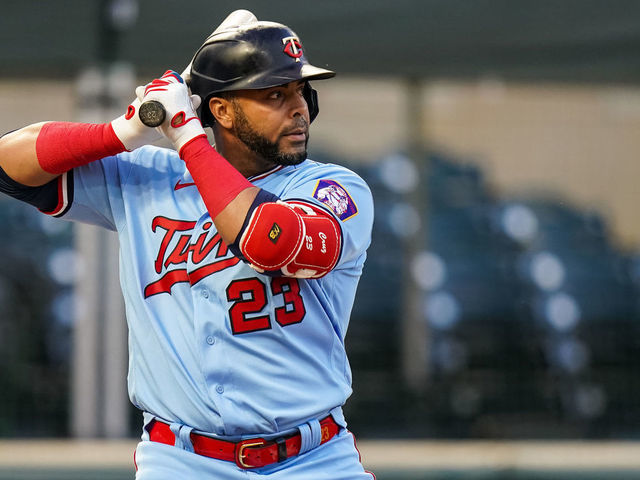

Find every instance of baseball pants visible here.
[134,428,375,479]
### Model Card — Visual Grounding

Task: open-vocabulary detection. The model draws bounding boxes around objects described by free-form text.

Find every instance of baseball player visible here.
[0,10,374,480]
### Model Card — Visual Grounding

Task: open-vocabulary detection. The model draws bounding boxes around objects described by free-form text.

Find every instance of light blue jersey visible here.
[59,145,374,439]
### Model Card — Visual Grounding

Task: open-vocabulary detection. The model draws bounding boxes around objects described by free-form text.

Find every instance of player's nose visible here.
[287,88,309,120]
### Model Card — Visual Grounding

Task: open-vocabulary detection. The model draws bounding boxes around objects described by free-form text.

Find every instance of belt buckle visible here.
[236,438,266,469]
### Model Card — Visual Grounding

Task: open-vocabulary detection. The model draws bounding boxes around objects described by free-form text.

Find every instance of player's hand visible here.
[110,94,163,151]
[140,70,207,155]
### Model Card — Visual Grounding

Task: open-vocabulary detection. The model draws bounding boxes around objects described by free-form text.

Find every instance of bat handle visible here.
[138,100,166,127]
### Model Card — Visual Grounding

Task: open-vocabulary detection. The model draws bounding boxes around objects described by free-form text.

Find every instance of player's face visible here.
[230,80,310,166]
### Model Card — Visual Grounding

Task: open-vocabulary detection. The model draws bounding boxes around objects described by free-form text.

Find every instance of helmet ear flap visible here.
[199,94,216,128]
[303,82,320,123]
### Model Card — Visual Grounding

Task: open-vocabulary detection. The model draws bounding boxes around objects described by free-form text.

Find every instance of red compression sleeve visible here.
[180,136,253,219]
[36,122,126,174]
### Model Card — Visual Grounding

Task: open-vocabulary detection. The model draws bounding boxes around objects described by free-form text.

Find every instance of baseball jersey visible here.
[52,145,373,437]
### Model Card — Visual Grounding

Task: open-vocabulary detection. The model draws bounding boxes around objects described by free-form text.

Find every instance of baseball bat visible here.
[138,9,257,128]
[138,100,166,127]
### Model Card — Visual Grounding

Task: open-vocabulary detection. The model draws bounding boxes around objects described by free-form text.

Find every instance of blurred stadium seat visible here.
[347,150,640,439]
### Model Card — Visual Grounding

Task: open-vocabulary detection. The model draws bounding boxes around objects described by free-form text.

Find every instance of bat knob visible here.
[139,100,166,127]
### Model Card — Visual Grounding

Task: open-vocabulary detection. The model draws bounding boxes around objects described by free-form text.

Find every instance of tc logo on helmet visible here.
[282,36,303,62]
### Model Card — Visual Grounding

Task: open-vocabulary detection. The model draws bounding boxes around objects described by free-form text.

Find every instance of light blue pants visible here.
[134,428,376,479]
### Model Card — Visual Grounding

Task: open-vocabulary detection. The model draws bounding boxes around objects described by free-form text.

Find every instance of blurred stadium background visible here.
[1,1,640,479]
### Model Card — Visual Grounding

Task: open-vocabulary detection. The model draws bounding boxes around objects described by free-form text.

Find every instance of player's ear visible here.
[209,97,233,129]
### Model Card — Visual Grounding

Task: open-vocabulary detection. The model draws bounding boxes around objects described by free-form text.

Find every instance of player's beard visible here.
[231,101,308,166]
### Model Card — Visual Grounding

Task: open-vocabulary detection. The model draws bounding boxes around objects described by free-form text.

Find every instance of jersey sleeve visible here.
[53,149,138,231]
[280,163,374,270]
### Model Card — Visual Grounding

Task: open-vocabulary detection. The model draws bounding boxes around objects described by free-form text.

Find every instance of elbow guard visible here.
[238,200,342,279]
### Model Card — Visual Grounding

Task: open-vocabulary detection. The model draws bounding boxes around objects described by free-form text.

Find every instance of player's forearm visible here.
[0,121,128,187]
[213,187,261,244]
[181,138,341,279]
[0,123,57,187]
[180,136,258,244]
[139,71,258,244]
[0,88,164,188]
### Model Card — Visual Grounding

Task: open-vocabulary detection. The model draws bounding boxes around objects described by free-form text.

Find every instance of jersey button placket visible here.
[201,289,209,299]
[206,335,215,345]
[215,385,224,394]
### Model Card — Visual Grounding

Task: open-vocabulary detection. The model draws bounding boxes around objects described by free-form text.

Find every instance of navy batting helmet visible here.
[189,14,335,127]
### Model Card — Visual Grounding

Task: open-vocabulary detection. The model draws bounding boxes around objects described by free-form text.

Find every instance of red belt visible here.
[148,415,340,469]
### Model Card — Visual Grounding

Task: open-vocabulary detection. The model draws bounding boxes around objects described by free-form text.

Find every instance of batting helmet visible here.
[189,15,335,127]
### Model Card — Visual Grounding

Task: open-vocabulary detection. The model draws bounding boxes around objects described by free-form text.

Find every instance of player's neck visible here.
[214,135,277,178]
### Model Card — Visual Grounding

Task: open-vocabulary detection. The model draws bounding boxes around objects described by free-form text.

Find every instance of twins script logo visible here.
[144,216,240,298]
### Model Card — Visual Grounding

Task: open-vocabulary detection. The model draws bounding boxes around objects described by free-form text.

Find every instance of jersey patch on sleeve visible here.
[312,179,358,221]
